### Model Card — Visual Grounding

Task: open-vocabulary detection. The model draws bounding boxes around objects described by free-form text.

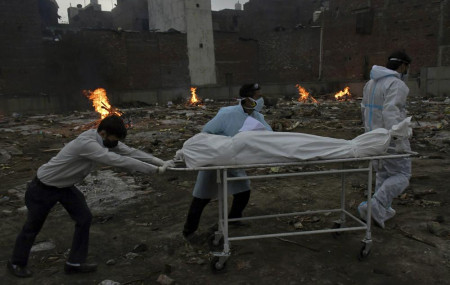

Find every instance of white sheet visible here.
[176,117,412,168]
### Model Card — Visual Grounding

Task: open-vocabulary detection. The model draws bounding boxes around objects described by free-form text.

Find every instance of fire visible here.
[334,87,351,101]
[187,87,203,106]
[296,84,318,104]
[83,88,122,119]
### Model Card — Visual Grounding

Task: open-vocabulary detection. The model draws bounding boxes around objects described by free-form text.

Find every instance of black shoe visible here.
[64,262,98,274]
[6,260,33,278]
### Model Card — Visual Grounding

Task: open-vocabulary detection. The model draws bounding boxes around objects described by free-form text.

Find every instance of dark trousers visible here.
[11,178,92,266]
[183,190,250,236]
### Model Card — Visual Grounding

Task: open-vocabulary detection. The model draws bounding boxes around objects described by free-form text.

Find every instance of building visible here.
[148,0,217,86]
[68,0,113,29]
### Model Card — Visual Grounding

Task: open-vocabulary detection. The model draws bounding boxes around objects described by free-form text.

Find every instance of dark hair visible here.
[386,50,411,70]
[97,115,127,139]
[239,83,261,98]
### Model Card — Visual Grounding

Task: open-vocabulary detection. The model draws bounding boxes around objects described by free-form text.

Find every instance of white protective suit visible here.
[359,65,412,228]
[192,104,272,199]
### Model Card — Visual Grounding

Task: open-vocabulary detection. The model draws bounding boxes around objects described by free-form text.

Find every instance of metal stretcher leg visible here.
[359,161,373,260]
[210,169,230,272]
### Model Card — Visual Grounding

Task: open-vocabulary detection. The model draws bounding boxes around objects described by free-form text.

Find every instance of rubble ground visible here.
[0,97,449,285]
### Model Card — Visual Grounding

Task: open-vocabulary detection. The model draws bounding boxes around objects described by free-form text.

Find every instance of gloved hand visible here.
[163,160,175,168]
[157,160,175,174]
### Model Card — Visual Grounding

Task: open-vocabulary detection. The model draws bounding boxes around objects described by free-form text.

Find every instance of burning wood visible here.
[83,88,122,119]
[82,88,131,129]
[334,87,352,101]
[296,84,318,104]
[186,87,203,107]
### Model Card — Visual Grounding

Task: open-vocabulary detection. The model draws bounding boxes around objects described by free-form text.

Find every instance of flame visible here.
[83,88,121,119]
[334,86,351,101]
[187,87,203,106]
[296,84,318,104]
[190,87,199,104]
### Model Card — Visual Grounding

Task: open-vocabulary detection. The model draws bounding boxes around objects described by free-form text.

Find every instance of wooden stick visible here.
[275,237,320,252]
[398,227,437,248]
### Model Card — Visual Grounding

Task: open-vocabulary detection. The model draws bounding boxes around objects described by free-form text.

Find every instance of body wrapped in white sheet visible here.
[177,117,412,168]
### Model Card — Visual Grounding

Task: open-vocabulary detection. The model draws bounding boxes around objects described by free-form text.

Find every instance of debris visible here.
[0,196,10,204]
[413,188,437,199]
[427,221,449,237]
[31,240,56,252]
[293,222,304,229]
[98,280,121,285]
[106,259,116,265]
[132,243,148,253]
[157,274,175,285]
[125,252,140,260]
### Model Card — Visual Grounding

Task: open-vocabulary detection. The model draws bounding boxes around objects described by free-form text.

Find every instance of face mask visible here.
[400,65,409,81]
[103,139,118,148]
[254,97,264,112]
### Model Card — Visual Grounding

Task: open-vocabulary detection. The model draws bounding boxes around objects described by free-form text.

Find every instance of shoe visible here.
[357,201,368,222]
[358,200,386,229]
[6,260,32,278]
[64,262,98,274]
[385,207,396,221]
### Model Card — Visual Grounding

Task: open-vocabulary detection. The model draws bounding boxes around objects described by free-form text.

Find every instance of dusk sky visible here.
[56,0,249,23]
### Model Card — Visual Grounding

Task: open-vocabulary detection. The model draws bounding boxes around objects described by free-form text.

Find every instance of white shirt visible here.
[37,129,163,188]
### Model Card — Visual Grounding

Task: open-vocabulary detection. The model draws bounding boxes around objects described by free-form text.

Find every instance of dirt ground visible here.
[0,97,449,285]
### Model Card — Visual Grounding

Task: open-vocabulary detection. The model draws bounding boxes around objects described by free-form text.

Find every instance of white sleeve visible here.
[382,81,408,130]
[78,140,159,173]
[113,142,164,166]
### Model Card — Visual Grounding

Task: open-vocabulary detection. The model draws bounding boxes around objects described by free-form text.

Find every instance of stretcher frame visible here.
[170,153,411,271]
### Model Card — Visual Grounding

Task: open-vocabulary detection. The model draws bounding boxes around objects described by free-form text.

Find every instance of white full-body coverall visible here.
[359,65,412,228]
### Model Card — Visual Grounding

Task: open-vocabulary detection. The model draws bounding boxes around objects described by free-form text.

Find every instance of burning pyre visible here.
[186,87,203,107]
[296,84,318,104]
[82,88,131,128]
[334,87,352,101]
[83,88,123,119]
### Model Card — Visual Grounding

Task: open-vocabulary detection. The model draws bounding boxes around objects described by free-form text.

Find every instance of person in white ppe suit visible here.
[358,50,412,228]
[183,83,272,242]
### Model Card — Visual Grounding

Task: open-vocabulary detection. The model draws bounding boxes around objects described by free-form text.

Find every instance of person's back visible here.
[362,65,409,132]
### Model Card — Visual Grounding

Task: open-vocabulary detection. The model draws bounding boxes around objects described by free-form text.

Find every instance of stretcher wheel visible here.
[210,256,227,273]
[358,244,371,261]
[208,234,224,251]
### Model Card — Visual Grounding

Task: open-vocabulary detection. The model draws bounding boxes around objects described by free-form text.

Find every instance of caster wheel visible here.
[358,244,371,261]
[210,256,227,273]
[208,234,224,251]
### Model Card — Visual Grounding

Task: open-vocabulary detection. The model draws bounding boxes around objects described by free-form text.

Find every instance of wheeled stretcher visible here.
[170,153,411,272]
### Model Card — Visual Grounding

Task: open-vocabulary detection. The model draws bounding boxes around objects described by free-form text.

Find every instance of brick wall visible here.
[44,30,190,94]
[240,0,319,39]
[0,0,44,95]
[258,29,320,83]
[324,0,442,80]
[214,32,259,85]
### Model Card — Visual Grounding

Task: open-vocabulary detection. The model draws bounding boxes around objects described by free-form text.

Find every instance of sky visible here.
[56,0,249,23]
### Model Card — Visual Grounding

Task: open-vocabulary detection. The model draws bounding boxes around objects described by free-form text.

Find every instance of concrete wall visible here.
[185,0,217,86]
[421,66,450,97]
[148,0,186,32]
